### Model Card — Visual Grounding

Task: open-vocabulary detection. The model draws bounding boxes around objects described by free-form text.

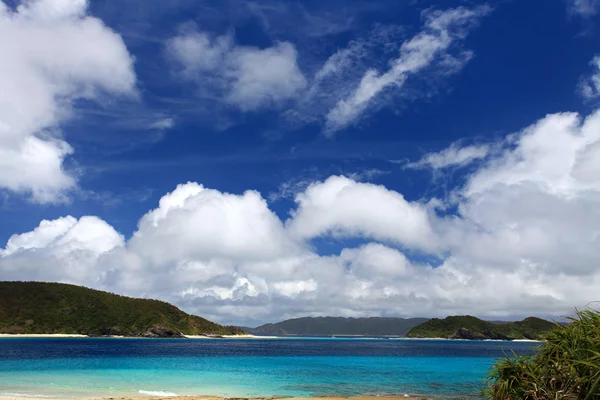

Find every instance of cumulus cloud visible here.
[323,6,490,135]
[565,0,600,18]
[447,111,600,278]
[406,143,490,169]
[2,109,600,325]
[579,56,600,99]
[0,0,136,203]
[463,111,600,198]
[0,215,124,282]
[167,28,307,111]
[128,182,304,266]
[286,176,439,252]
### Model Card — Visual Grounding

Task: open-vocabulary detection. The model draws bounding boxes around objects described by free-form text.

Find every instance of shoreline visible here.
[0,334,273,339]
[0,333,543,342]
[0,333,545,342]
[395,337,544,342]
[183,334,280,339]
[0,396,429,400]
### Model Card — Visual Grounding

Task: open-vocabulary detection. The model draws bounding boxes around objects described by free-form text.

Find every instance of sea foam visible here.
[138,390,178,396]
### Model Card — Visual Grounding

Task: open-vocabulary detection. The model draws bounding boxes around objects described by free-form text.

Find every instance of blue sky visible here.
[1,0,600,325]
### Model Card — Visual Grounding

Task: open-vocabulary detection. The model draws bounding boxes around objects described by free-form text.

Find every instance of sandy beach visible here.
[0,396,429,400]
[0,334,543,342]
[0,334,276,339]
[184,334,280,339]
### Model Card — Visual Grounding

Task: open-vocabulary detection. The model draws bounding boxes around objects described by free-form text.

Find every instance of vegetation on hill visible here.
[0,281,244,337]
[486,309,600,400]
[245,316,429,336]
[405,315,555,340]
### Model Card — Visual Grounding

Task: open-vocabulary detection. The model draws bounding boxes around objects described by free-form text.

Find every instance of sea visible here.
[0,338,540,399]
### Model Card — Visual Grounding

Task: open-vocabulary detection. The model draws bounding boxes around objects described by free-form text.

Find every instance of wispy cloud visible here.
[76,187,155,207]
[243,0,365,38]
[323,6,491,135]
[579,55,600,99]
[406,143,490,170]
[149,117,175,130]
[269,177,316,202]
[159,5,490,136]
[347,168,390,181]
[565,0,600,18]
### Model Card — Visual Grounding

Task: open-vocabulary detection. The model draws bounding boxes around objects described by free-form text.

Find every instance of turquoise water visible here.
[0,338,539,399]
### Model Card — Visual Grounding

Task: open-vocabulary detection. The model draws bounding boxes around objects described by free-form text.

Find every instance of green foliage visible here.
[0,281,244,336]
[486,308,600,400]
[246,316,429,336]
[405,315,555,340]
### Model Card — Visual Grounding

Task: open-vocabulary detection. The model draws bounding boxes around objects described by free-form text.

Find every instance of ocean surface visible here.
[0,338,540,399]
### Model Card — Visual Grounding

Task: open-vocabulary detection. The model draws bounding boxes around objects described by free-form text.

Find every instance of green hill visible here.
[245,316,429,336]
[0,281,244,337]
[405,315,556,340]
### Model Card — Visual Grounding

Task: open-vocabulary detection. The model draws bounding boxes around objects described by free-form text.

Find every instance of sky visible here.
[1,0,600,327]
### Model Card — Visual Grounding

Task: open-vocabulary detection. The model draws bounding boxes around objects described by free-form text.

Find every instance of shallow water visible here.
[0,338,540,399]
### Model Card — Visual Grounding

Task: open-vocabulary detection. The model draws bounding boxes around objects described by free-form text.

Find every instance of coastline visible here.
[0,334,272,339]
[0,395,428,400]
[0,333,544,342]
[184,334,280,339]
[391,336,545,342]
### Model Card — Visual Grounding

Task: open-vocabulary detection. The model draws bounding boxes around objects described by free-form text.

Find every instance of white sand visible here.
[0,334,272,339]
[184,334,280,339]
[0,395,427,400]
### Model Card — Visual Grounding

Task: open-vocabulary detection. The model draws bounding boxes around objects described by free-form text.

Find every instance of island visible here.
[243,316,429,336]
[0,281,244,337]
[404,315,556,340]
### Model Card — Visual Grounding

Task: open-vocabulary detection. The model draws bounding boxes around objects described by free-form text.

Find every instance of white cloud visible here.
[324,6,489,135]
[406,143,490,169]
[340,243,411,279]
[565,0,600,17]
[128,182,303,267]
[443,110,600,279]
[0,0,136,203]
[0,215,123,282]
[150,118,175,130]
[285,175,439,252]
[166,7,488,136]
[167,29,307,111]
[579,56,600,99]
[1,216,78,256]
[2,109,600,325]
[273,279,318,297]
[464,111,600,198]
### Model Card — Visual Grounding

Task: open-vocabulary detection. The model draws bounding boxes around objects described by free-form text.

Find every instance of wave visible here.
[138,390,178,396]
[0,393,54,398]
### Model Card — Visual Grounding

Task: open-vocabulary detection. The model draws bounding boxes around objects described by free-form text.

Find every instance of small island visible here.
[0,281,244,337]
[404,315,556,340]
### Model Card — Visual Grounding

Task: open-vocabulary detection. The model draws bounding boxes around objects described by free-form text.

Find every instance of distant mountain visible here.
[245,316,429,336]
[0,281,244,337]
[405,315,556,340]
